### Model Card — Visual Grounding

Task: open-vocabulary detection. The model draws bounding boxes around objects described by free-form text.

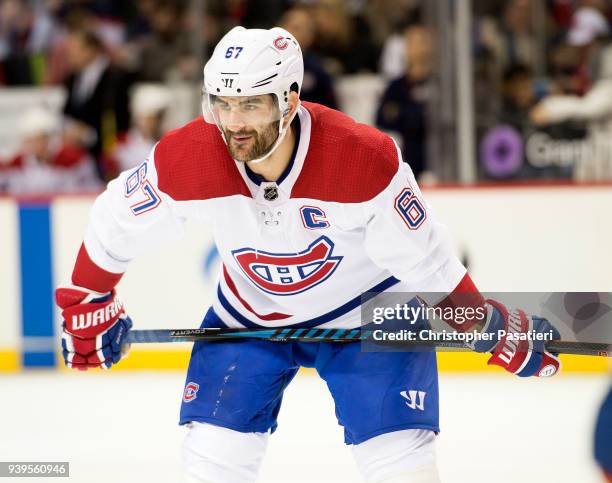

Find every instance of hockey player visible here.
[55,27,561,483]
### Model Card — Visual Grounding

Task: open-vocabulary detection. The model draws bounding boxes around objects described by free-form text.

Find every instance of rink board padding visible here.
[1,187,611,372]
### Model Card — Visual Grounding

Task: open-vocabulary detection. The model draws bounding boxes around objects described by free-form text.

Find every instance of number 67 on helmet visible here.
[201,26,304,165]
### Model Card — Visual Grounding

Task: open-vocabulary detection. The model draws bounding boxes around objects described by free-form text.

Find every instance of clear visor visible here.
[202,86,290,163]
[202,87,282,130]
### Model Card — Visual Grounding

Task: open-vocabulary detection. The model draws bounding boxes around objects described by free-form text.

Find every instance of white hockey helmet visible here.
[202,26,303,163]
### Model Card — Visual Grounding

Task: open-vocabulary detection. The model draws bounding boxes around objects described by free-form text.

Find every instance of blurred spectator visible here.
[62,26,131,180]
[0,107,99,194]
[376,23,433,178]
[546,42,584,95]
[109,83,171,174]
[478,0,538,73]
[0,0,58,85]
[500,63,537,126]
[136,0,197,82]
[44,9,95,85]
[365,0,418,48]
[280,6,338,109]
[377,2,422,78]
[379,29,407,79]
[565,4,610,94]
[530,6,612,179]
[125,0,156,41]
[311,0,379,74]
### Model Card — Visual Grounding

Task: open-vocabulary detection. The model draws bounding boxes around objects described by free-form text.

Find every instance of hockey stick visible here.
[126,328,611,357]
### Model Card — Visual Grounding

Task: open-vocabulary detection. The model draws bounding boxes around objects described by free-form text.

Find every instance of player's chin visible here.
[230,149,254,162]
[226,144,248,161]
[228,140,254,159]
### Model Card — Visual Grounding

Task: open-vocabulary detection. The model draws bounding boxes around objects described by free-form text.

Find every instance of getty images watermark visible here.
[369,303,556,344]
[359,291,612,353]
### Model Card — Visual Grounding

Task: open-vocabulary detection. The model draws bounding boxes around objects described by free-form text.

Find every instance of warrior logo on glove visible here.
[483,300,561,378]
[56,286,132,370]
[70,298,123,331]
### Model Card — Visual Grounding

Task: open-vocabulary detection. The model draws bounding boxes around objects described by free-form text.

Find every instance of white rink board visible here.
[426,186,612,291]
[0,373,607,482]
[0,185,611,352]
[0,200,19,349]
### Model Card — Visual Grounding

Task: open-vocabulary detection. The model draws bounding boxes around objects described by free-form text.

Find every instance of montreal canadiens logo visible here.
[183,382,199,402]
[232,236,343,296]
[273,36,288,50]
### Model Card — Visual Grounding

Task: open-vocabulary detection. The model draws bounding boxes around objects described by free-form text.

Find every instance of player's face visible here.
[214,95,281,162]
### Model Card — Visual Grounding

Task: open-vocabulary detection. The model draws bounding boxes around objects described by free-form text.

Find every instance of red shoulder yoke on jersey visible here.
[293,102,400,203]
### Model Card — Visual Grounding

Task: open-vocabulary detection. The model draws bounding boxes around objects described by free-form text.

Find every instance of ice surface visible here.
[0,372,608,482]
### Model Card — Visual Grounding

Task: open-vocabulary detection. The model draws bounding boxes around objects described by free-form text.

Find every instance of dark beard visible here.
[224,120,280,162]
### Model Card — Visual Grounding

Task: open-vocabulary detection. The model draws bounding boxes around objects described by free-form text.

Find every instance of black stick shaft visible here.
[125,328,611,357]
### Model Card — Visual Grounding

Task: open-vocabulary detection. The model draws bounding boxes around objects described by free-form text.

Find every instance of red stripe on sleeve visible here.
[71,243,123,293]
[434,273,486,331]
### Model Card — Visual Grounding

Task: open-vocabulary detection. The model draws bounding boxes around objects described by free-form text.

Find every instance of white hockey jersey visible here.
[79,102,466,329]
